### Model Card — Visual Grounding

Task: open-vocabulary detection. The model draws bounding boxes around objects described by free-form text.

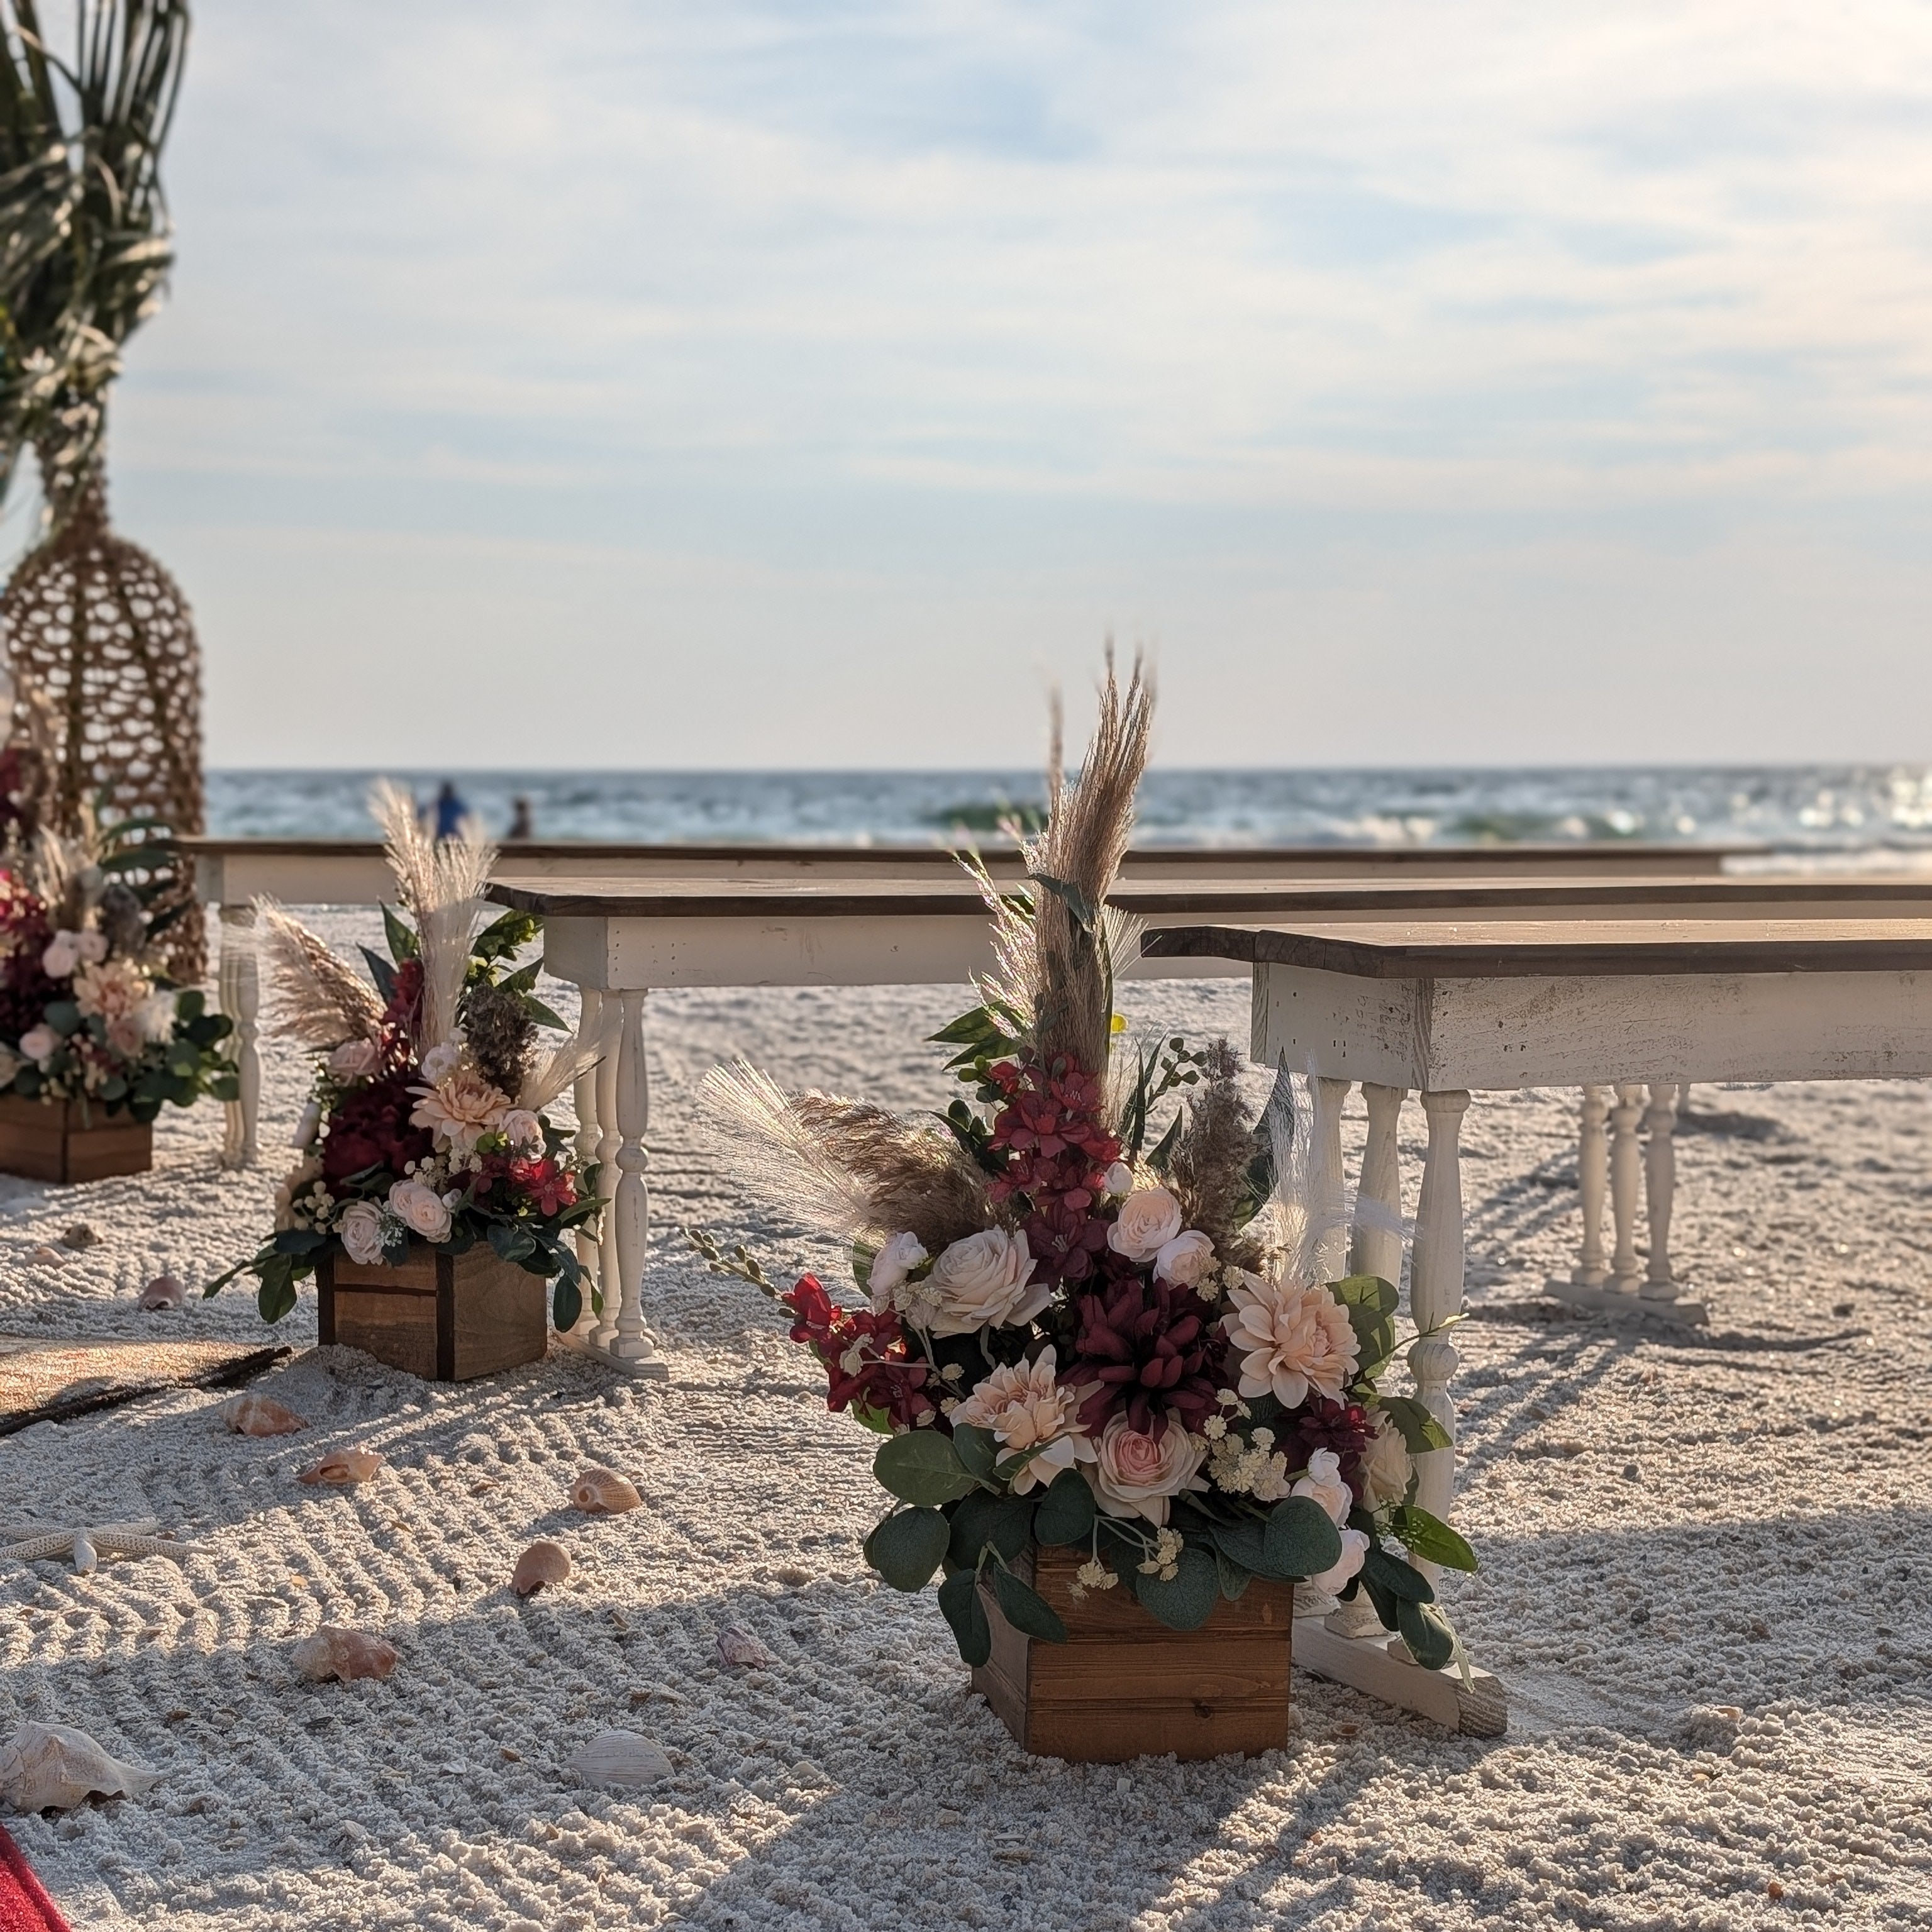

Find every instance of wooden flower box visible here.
[972,1543,1296,1762]
[316,1242,549,1382]
[0,1095,152,1184]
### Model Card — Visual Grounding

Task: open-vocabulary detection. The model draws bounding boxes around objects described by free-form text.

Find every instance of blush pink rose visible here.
[1090,1413,1208,1526]
[1108,1185,1184,1264]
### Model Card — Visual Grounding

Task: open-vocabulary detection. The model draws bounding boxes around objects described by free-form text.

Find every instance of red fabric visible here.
[0,1828,70,1932]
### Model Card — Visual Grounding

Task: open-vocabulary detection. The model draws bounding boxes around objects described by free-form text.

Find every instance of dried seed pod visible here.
[296,1448,384,1487]
[222,1394,305,1436]
[511,1540,570,1597]
[0,1722,160,1812]
[569,1729,671,1789]
[291,1626,398,1684]
[570,1467,641,1515]
[138,1274,186,1311]
[716,1625,774,1669]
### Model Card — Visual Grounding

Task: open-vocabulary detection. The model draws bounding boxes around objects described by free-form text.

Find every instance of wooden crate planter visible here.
[972,1544,1296,1763]
[317,1243,549,1382]
[0,1094,152,1184]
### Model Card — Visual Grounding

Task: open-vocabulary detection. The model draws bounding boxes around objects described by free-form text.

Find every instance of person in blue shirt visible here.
[432,780,468,841]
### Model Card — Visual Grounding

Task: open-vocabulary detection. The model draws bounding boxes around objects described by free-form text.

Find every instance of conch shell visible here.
[223,1394,305,1436]
[511,1540,570,1597]
[297,1448,384,1487]
[716,1625,774,1669]
[569,1729,670,1788]
[570,1467,641,1515]
[138,1274,186,1311]
[291,1626,399,1683]
[0,1721,160,1812]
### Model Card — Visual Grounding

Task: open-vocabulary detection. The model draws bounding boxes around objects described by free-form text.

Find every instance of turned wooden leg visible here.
[592,1002,624,1353]
[1573,1085,1609,1287]
[1641,1081,1680,1301]
[570,988,605,1338]
[1609,1082,1645,1292]
[1348,1082,1407,1290]
[607,989,665,1371]
[1407,1089,1468,1577]
[217,904,260,1170]
[1308,1075,1352,1280]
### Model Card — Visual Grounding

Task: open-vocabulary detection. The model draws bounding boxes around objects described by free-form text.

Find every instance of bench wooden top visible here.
[486,874,1932,922]
[1141,916,1932,978]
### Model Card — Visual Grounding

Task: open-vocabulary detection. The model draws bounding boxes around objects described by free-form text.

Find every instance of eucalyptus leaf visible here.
[950,1423,998,1482]
[1389,1504,1478,1572]
[1362,1544,1436,1604]
[1031,1467,1097,1546]
[991,1566,1069,1643]
[1131,1545,1220,1631]
[1377,1395,1453,1455]
[936,1568,991,1667]
[1396,1596,1458,1671]
[865,1507,952,1592]
[874,1430,976,1508]
[1260,1496,1343,1580]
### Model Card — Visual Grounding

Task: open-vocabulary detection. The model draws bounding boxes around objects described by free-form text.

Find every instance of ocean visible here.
[203,766,1932,854]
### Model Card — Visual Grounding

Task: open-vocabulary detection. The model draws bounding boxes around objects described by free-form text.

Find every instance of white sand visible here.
[3,913,1930,1929]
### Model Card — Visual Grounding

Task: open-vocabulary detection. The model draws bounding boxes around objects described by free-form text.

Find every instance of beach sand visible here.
[2,912,1929,1928]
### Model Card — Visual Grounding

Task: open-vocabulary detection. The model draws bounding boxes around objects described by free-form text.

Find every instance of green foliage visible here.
[1388,1504,1478,1572]
[946,1489,1033,1567]
[1031,1467,1097,1546]
[1377,1395,1452,1455]
[1131,1545,1220,1630]
[1396,1596,1458,1671]
[950,1423,998,1482]
[1362,1544,1435,1604]
[380,903,419,962]
[873,1430,977,1508]
[991,1565,1067,1642]
[865,1507,951,1592]
[1329,1274,1400,1380]
[936,1568,991,1667]
[1261,1495,1344,1580]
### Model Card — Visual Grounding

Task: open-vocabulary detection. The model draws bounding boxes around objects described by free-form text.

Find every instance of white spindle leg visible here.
[217,904,260,1170]
[1641,1081,1680,1302]
[592,1004,624,1354]
[1608,1083,1645,1292]
[606,989,666,1374]
[1573,1085,1608,1286]
[1348,1082,1407,1289]
[1309,1075,1352,1280]
[569,989,605,1340]
[1407,1089,1468,1577]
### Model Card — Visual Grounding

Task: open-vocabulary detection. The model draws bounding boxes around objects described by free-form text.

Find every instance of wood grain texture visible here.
[0,1097,152,1184]
[970,1545,1296,1763]
[319,1246,548,1383]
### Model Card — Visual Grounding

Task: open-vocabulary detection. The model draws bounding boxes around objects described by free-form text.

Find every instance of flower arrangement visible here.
[693,660,1476,1675]
[210,785,602,1326]
[0,806,235,1120]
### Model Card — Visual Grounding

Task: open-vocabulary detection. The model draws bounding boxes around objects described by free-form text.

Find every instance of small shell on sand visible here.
[0,1721,160,1812]
[511,1540,570,1597]
[569,1729,670,1789]
[716,1625,774,1669]
[138,1274,186,1312]
[296,1448,384,1487]
[27,1246,69,1268]
[223,1394,305,1436]
[59,1223,99,1250]
[570,1467,641,1515]
[292,1627,398,1684]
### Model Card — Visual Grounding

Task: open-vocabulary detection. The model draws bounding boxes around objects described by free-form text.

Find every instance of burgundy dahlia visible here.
[1067,1272,1225,1435]
[0,876,58,1046]
[321,1067,435,1186]
[1294,1397,1372,1498]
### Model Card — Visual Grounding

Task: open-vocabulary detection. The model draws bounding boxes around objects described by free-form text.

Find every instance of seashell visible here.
[27,1245,68,1268]
[568,1729,671,1789]
[291,1626,398,1684]
[138,1274,186,1312]
[716,1624,774,1670]
[222,1394,305,1436]
[0,1721,160,1813]
[59,1223,99,1250]
[511,1540,570,1597]
[570,1467,641,1515]
[296,1448,384,1487]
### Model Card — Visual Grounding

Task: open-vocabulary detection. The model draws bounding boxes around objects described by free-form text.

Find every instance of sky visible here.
[38,0,1932,768]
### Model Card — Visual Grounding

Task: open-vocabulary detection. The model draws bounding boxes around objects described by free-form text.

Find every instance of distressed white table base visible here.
[216,904,262,1169]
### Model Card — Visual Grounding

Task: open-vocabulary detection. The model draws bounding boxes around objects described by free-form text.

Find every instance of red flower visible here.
[321,1068,435,1186]
[780,1274,936,1430]
[0,873,58,1045]
[511,1156,576,1217]
[984,1055,1121,1287]
[1065,1270,1226,1436]
[1294,1398,1372,1499]
[379,958,424,1065]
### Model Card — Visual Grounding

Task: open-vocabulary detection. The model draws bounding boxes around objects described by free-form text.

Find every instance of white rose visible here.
[1089,1414,1209,1526]
[1103,1160,1135,1196]
[919,1228,1049,1336]
[1360,1411,1415,1509]
[336,1201,387,1267]
[867,1230,929,1309]
[388,1179,453,1243]
[75,929,107,965]
[1291,1446,1353,1528]
[1155,1229,1215,1287]
[1310,1526,1370,1597]
[40,933,79,979]
[419,1039,465,1085]
[137,990,177,1043]
[328,1038,380,1082]
[18,1024,57,1065]
[1108,1185,1184,1264]
[500,1108,545,1152]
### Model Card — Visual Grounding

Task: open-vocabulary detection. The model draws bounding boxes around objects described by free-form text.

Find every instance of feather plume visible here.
[702,1061,995,1251]
[369,779,497,1055]
[519,1024,607,1114]
[252,900,383,1050]
[1258,1063,1402,1285]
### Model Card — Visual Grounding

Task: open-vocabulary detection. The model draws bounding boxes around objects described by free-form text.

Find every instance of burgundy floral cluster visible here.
[0,874,57,1046]
[1295,1397,1372,1501]
[782,1274,936,1430]
[471,1150,578,1218]
[321,1069,433,1186]
[1067,1272,1225,1436]
[984,1056,1121,1287]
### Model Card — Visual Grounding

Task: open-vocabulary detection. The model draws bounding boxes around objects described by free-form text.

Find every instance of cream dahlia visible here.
[951,1347,1093,1494]
[1222,1270,1361,1409]
[410,1067,513,1154]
